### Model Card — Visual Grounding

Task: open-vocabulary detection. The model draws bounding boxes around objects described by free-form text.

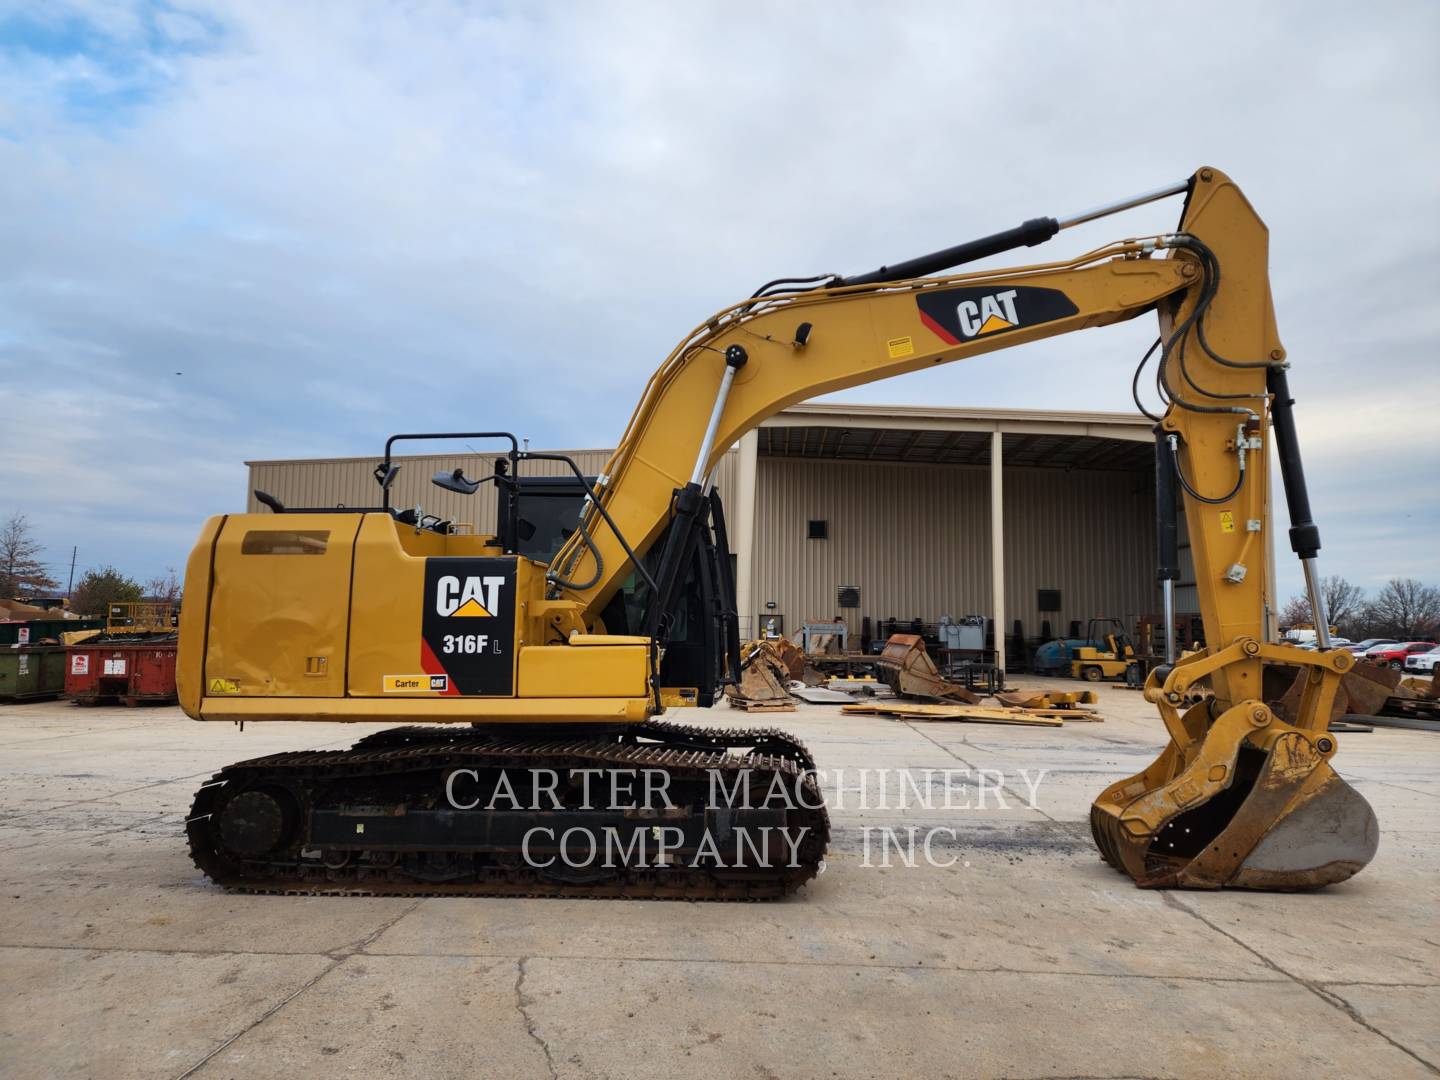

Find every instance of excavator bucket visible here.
[874,635,980,703]
[726,640,794,704]
[1090,663,1379,891]
[767,637,811,683]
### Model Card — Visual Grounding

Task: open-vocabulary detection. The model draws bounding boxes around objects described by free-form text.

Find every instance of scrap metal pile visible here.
[726,633,1101,726]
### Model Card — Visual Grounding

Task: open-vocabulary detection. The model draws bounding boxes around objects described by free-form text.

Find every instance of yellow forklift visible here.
[1069,618,1139,682]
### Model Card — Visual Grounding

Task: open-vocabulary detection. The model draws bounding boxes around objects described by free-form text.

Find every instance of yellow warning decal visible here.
[1219,511,1236,533]
[208,677,240,695]
[383,674,449,693]
[978,314,1014,335]
[451,597,492,618]
[886,336,915,359]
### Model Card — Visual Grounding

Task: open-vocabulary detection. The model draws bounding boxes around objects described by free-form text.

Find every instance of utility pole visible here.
[67,547,77,599]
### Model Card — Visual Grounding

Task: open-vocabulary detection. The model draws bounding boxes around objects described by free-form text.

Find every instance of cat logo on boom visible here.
[957,289,1020,337]
[915,284,1078,345]
[435,575,505,618]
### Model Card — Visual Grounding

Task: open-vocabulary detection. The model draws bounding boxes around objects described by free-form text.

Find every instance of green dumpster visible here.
[0,646,68,702]
[0,619,103,646]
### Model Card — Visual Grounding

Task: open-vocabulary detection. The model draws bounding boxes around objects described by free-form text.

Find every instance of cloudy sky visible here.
[2,1,1436,604]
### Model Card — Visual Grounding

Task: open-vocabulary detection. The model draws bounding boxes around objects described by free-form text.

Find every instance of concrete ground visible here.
[0,679,1436,1080]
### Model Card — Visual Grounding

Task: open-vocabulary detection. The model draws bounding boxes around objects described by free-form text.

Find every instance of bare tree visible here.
[1363,578,1440,640]
[1278,576,1367,637]
[1321,576,1366,631]
[145,569,183,605]
[1280,594,1313,629]
[0,513,59,599]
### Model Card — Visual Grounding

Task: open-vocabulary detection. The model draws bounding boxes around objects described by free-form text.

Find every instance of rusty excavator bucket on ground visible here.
[1090,644,1379,891]
[874,635,980,703]
[726,640,795,704]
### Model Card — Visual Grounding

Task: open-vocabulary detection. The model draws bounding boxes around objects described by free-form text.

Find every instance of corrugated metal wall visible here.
[247,448,738,539]
[1000,465,1157,634]
[750,457,1156,639]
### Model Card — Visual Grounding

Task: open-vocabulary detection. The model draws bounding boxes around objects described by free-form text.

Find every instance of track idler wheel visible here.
[1090,702,1378,890]
[214,788,298,859]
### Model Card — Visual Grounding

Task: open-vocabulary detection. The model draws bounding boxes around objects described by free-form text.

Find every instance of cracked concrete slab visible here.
[190,954,548,1079]
[0,946,335,1080]
[1320,984,1440,1070]
[367,857,1283,980]
[516,957,1436,1079]
[1,683,1436,1078]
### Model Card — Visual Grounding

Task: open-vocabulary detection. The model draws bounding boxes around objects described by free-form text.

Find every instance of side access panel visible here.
[347,515,526,698]
[204,515,360,697]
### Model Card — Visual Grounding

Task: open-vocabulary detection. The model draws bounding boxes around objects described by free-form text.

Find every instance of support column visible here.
[733,429,760,641]
[990,430,1006,675]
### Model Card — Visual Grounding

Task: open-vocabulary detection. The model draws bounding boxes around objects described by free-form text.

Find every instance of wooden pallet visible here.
[840,702,1062,727]
[727,698,797,713]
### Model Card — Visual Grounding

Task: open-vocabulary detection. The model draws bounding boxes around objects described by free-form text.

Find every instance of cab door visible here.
[204,514,360,697]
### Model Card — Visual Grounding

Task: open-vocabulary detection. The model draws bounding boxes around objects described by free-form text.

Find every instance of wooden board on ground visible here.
[728,698,797,713]
[1015,708,1104,721]
[996,688,1098,709]
[840,702,1062,727]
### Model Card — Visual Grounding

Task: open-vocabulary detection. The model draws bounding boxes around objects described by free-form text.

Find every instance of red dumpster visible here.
[65,633,179,707]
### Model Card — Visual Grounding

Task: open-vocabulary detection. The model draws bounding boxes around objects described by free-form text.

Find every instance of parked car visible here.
[1295,637,1353,650]
[1347,638,1398,656]
[1402,645,1440,675]
[1364,641,1438,669]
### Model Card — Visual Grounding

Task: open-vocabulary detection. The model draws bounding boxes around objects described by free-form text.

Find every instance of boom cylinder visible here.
[832,217,1059,287]
[831,179,1189,288]
[646,343,751,648]
[690,345,748,485]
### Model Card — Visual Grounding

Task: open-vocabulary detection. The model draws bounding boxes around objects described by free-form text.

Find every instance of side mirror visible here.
[373,463,401,490]
[432,468,480,495]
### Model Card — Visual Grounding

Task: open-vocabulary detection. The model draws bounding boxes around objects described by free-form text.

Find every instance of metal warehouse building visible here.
[247,403,1224,669]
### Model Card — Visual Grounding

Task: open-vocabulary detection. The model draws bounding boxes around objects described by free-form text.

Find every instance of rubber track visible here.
[187,732,829,900]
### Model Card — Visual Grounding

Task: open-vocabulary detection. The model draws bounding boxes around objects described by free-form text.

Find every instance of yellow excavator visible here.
[179,167,1377,896]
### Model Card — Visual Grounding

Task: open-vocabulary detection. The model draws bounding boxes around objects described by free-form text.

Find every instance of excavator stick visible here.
[874,635,980,703]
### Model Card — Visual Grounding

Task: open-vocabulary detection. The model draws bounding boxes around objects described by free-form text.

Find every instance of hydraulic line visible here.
[546,516,603,593]
[1182,236,1274,370]
[749,273,839,299]
[1132,338,1164,422]
[1153,236,1264,414]
[1168,433,1245,506]
[1176,332,1256,403]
